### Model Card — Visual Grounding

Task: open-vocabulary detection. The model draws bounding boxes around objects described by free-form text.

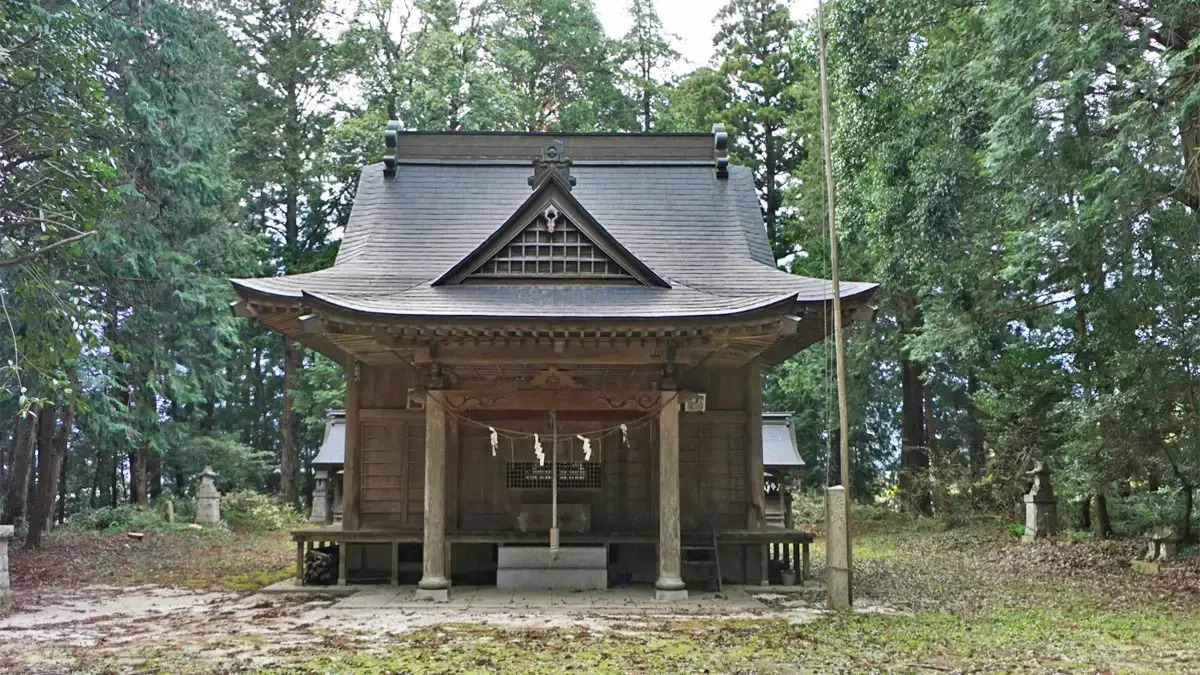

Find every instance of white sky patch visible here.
[594,0,820,75]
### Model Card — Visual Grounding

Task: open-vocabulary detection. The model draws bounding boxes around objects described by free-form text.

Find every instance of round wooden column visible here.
[655,392,687,601]
[416,392,450,601]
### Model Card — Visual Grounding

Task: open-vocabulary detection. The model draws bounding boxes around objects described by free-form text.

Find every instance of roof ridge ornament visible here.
[383,120,400,179]
[528,140,576,191]
[713,124,729,179]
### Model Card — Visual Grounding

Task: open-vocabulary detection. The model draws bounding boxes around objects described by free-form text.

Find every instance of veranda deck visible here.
[291,526,812,589]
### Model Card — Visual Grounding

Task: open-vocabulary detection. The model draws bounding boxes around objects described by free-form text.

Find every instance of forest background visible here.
[2,0,1198,550]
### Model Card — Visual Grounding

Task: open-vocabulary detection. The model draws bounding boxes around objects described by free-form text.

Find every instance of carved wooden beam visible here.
[423,389,668,412]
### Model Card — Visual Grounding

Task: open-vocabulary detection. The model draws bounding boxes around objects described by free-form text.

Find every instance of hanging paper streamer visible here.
[534,433,545,466]
[489,426,498,457]
[577,435,592,461]
[619,423,629,447]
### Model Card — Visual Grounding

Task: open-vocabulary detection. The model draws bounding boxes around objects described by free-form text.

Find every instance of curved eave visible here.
[298,289,801,325]
[231,278,303,303]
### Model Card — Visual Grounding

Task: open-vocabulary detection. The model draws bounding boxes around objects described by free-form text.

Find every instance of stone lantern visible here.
[1022,461,1058,542]
[195,466,221,525]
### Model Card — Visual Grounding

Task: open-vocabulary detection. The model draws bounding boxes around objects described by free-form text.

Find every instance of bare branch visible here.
[0,230,96,269]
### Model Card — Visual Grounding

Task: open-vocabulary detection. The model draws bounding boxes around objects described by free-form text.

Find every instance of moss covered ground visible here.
[7,521,1200,673]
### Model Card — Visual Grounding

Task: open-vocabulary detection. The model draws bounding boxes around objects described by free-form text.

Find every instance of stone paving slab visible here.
[306,585,795,612]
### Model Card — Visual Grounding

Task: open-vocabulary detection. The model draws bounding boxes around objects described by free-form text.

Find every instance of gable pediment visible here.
[434,178,668,287]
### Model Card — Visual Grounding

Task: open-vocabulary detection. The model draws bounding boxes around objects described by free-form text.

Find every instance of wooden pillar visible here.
[342,359,362,531]
[802,542,810,586]
[337,541,347,586]
[390,541,400,586]
[746,360,765,529]
[655,392,686,601]
[416,392,450,601]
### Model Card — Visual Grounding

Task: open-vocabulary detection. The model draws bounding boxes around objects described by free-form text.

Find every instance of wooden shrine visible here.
[231,128,876,601]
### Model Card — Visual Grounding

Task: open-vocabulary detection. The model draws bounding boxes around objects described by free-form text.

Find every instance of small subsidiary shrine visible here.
[231,127,875,601]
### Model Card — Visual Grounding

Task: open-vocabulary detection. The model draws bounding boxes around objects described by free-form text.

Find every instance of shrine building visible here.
[231,127,875,601]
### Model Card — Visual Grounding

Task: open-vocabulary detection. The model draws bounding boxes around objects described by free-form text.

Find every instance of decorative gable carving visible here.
[433,141,669,288]
[470,204,635,281]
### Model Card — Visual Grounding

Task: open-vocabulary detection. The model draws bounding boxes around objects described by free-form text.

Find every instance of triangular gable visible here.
[434,177,669,288]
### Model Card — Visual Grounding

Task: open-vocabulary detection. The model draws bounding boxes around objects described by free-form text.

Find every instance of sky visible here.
[593,0,821,75]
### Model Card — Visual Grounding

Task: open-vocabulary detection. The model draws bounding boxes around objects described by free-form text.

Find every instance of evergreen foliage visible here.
[1,0,1197,546]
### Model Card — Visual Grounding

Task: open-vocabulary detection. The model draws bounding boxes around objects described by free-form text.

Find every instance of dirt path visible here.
[0,583,852,673]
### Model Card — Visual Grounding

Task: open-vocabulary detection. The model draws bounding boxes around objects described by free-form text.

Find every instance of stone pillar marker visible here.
[825,485,850,609]
[416,391,450,602]
[0,525,12,605]
[1022,461,1058,542]
[311,469,329,523]
[195,466,221,525]
[655,392,687,602]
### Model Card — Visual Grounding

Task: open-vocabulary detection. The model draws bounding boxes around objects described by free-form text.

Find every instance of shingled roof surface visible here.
[232,158,875,320]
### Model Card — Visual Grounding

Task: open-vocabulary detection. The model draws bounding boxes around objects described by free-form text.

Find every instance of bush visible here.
[67,504,190,533]
[1108,489,1182,535]
[791,489,902,526]
[221,491,301,532]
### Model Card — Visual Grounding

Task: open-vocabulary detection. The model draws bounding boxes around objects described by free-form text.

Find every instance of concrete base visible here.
[259,579,359,596]
[825,486,851,610]
[654,588,689,602]
[497,568,607,590]
[414,587,451,602]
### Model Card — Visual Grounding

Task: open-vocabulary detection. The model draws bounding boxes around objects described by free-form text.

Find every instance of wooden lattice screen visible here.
[472,212,633,280]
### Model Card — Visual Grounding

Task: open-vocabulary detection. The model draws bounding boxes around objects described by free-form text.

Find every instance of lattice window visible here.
[506,461,603,489]
[472,208,633,280]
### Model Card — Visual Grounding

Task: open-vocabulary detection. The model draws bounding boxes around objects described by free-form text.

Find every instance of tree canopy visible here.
[2,0,1197,547]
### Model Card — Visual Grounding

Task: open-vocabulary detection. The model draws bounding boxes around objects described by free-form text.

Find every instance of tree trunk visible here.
[57,442,68,525]
[1,412,36,525]
[966,375,986,479]
[1079,493,1092,531]
[899,356,931,515]
[25,402,74,550]
[1093,491,1112,539]
[129,447,147,505]
[148,449,162,502]
[1182,483,1194,546]
[110,450,119,507]
[90,446,101,509]
[280,336,301,505]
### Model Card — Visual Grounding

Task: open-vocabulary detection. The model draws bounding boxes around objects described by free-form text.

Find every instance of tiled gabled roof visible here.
[232,141,876,320]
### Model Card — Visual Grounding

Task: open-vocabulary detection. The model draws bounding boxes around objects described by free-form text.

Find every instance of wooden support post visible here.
[343,359,362,531]
[416,392,450,601]
[390,541,400,586]
[746,360,765,529]
[802,542,810,585]
[655,392,686,601]
[760,544,769,586]
[338,541,348,586]
[295,540,304,584]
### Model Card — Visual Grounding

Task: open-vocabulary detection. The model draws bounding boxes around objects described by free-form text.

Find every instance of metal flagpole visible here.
[818,0,854,608]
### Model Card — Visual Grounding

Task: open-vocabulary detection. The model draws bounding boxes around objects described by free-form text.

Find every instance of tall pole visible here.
[818,0,853,607]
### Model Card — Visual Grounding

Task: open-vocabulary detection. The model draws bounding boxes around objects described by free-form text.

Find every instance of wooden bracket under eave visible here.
[778,315,802,336]
[230,300,256,318]
[299,313,325,335]
[848,304,875,323]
